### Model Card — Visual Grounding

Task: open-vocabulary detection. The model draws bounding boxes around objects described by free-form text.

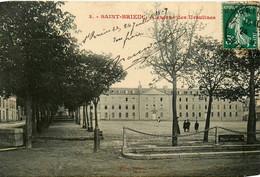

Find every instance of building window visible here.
[230,112,232,117]
[205,98,207,102]
[145,112,149,118]
[186,112,188,117]
[211,112,214,117]
[224,105,226,109]
[199,112,201,117]
[153,104,156,109]
[218,105,220,109]
[179,105,182,109]
[133,112,135,118]
[105,113,108,118]
[179,98,181,102]
[132,105,135,110]
[217,112,220,117]
[112,113,115,118]
[105,105,107,110]
[112,105,114,110]
[160,97,163,101]
[224,112,226,117]
[126,112,128,118]
[186,105,188,110]
[192,105,194,109]
[235,112,238,117]
[145,104,148,109]
[160,112,163,117]
[3,111,5,119]
[119,112,122,118]
[126,97,128,101]
[236,105,238,109]
[160,104,163,109]
[126,105,128,110]
[186,98,188,102]
[119,105,121,109]
[205,105,207,110]
[229,105,232,109]
[192,112,195,117]
[179,112,182,117]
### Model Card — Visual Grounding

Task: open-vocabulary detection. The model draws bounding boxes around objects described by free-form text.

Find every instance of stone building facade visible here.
[0,96,18,122]
[96,86,244,121]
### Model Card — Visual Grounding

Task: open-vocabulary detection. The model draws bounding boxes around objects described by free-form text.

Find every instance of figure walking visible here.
[186,119,191,132]
[183,120,187,132]
[195,120,199,132]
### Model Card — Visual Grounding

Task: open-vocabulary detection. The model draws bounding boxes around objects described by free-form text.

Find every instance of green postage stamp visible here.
[223,3,258,49]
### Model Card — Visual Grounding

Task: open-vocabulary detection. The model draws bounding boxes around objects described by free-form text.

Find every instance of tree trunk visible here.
[36,101,40,133]
[86,104,90,130]
[247,52,256,143]
[93,98,99,128]
[203,94,213,142]
[25,92,32,148]
[89,109,93,132]
[78,107,81,125]
[83,104,86,128]
[32,99,37,135]
[172,76,178,146]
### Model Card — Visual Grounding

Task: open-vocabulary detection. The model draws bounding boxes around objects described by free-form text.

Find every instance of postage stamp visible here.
[222,3,258,49]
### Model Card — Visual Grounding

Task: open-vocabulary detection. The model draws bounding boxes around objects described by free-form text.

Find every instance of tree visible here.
[0,1,78,148]
[222,50,260,144]
[83,53,127,128]
[141,7,203,146]
[189,36,237,142]
[81,52,126,151]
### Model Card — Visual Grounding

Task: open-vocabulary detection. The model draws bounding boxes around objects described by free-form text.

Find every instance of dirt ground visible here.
[0,120,260,177]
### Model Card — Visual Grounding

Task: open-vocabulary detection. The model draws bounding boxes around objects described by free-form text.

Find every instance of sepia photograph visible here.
[0,0,259,176]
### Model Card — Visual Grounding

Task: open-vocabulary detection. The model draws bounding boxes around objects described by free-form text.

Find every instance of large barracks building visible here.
[97,85,244,121]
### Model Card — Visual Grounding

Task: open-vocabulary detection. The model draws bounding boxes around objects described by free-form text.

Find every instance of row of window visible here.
[0,99,16,109]
[102,96,237,104]
[105,105,136,110]
[179,104,238,110]
[104,112,164,119]
[103,104,239,110]
[179,112,238,118]
[109,90,199,95]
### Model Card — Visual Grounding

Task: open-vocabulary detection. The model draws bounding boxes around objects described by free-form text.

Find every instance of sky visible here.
[62,1,223,88]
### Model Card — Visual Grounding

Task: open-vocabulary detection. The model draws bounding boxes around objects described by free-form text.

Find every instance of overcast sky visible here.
[62,1,222,88]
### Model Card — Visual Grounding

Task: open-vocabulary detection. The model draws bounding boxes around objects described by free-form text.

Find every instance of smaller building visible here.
[0,96,18,122]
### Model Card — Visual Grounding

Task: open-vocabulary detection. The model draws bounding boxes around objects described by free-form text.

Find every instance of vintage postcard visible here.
[0,1,259,177]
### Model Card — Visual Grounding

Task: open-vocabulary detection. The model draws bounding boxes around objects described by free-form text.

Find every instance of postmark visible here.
[223,3,258,49]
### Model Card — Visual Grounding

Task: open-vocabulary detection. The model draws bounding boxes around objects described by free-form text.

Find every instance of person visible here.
[195,120,199,132]
[157,117,161,123]
[183,120,187,132]
[186,119,191,132]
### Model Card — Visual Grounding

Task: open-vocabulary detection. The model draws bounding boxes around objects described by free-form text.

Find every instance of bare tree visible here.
[142,6,203,146]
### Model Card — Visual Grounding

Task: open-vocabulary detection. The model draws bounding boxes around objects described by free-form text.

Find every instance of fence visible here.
[122,126,260,148]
